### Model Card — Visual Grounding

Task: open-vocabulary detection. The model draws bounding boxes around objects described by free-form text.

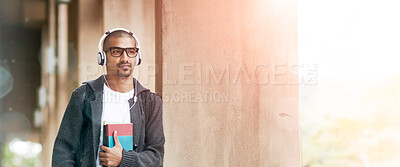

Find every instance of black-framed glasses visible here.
[106,47,139,58]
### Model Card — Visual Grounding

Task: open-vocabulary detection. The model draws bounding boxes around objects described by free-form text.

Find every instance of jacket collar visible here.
[83,74,150,98]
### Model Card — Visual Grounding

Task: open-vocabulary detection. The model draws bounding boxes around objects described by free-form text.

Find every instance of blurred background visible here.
[299,0,400,166]
[0,0,399,166]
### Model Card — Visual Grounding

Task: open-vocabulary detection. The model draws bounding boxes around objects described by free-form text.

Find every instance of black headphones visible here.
[97,28,142,66]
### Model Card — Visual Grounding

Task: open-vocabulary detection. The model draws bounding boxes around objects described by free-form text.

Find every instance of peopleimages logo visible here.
[163,91,229,103]
[85,62,318,86]
[159,62,318,86]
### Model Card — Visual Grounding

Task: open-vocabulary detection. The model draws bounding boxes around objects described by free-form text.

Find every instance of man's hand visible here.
[99,131,123,166]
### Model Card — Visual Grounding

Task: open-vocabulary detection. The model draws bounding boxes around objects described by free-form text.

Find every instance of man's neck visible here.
[106,75,134,93]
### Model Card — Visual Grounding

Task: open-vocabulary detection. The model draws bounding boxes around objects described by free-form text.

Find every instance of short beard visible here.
[117,69,132,77]
[116,62,133,78]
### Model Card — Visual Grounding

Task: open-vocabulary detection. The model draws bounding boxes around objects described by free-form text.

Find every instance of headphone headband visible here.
[98,28,141,52]
[97,28,142,66]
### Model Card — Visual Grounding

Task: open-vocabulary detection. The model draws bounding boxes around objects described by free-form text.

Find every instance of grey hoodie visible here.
[52,75,164,167]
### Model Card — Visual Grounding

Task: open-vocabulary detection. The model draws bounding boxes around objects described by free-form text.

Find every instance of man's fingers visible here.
[100,160,107,166]
[100,145,109,152]
[99,157,106,161]
[113,130,121,146]
[99,158,115,166]
[99,151,107,157]
[99,132,122,166]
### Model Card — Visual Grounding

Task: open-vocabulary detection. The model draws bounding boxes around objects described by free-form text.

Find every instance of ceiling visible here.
[0,0,46,29]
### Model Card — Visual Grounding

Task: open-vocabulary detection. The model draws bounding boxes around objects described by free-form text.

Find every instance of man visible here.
[52,28,164,167]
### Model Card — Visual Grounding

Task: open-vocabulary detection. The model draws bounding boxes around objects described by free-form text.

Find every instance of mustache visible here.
[117,63,132,67]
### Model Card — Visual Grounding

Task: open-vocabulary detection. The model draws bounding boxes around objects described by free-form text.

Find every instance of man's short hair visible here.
[103,30,135,52]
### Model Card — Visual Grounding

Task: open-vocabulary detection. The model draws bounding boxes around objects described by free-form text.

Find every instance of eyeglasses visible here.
[106,47,139,58]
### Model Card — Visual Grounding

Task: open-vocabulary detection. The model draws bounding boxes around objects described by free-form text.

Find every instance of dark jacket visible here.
[52,75,164,167]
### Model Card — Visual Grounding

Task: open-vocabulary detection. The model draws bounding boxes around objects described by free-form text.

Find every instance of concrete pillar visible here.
[40,0,57,166]
[77,0,103,83]
[56,3,69,129]
[103,0,156,91]
[42,0,103,166]
[158,0,300,166]
[40,23,50,167]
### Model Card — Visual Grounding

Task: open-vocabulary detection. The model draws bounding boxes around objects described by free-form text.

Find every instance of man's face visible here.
[105,37,137,78]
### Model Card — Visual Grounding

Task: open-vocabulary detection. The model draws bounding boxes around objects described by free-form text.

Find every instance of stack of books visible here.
[103,122,134,151]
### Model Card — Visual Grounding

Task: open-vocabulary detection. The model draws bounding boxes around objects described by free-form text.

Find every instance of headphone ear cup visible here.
[97,51,106,66]
[136,52,142,66]
[103,51,107,66]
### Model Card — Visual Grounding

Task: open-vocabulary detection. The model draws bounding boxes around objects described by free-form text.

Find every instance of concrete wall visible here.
[158,0,300,166]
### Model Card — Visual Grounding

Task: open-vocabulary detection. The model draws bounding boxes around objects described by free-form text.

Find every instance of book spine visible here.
[102,124,108,167]
[103,124,108,147]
